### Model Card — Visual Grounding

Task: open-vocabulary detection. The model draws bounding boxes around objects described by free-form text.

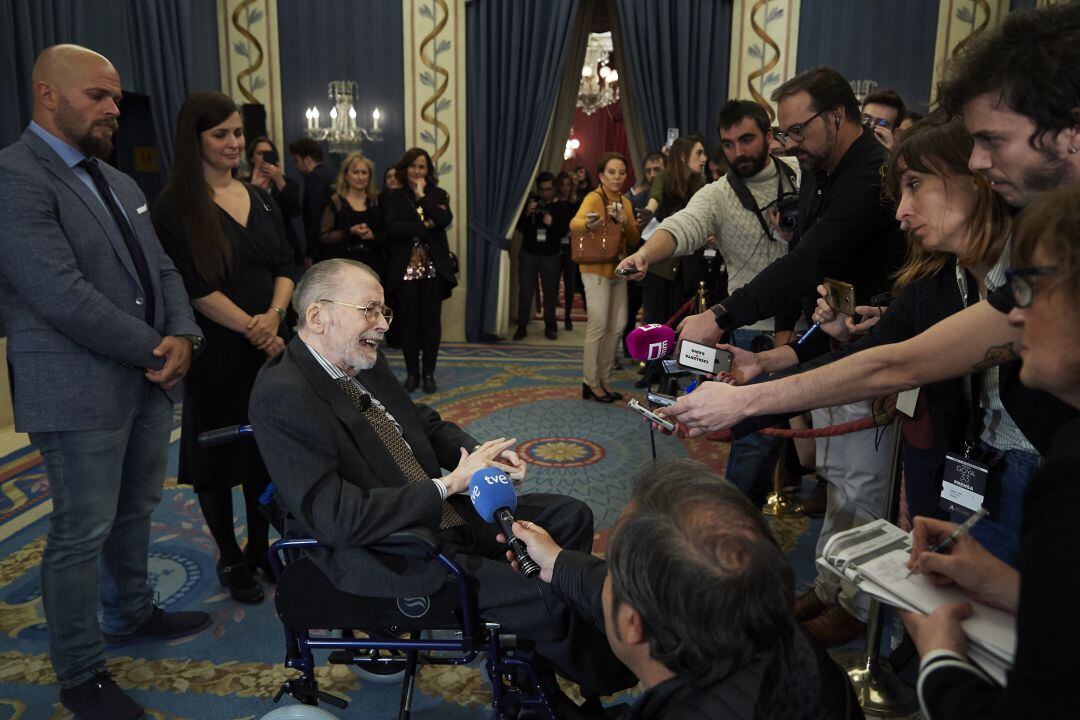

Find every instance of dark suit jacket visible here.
[249,337,478,597]
[0,128,200,433]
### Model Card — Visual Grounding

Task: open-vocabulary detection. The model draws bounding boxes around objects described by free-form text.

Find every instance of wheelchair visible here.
[198,424,555,720]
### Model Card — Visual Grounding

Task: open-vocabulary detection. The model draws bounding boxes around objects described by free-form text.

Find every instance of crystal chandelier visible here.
[576,33,620,116]
[304,80,383,156]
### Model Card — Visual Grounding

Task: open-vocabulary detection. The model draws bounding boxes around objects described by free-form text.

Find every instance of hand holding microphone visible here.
[499,521,562,583]
[469,468,541,578]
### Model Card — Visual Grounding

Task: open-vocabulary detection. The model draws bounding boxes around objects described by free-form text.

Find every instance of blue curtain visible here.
[465,0,580,341]
[796,0,938,113]
[0,0,220,172]
[614,0,733,150]
[277,0,406,186]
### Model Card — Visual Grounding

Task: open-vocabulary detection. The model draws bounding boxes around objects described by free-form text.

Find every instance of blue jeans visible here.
[950,443,1041,566]
[31,385,173,688]
[724,329,782,507]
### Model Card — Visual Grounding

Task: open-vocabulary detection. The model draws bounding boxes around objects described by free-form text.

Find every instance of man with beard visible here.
[0,45,209,719]
[618,101,798,510]
[249,258,636,717]
[622,71,908,646]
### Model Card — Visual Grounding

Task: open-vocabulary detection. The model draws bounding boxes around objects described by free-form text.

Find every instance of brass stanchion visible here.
[695,281,709,314]
[831,416,917,716]
[762,453,804,517]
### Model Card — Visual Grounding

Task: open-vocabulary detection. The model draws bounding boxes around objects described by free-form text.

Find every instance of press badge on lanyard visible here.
[536,228,548,243]
[939,450,989,516]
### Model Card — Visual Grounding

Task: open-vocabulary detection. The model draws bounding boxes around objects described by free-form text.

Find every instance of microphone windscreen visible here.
[469,467,517,523]
[625,324,676,361]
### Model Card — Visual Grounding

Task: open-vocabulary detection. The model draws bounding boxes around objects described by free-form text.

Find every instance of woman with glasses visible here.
[900,182,1080,718]
[382,148,457,394]
[153,92,295,604]
[720,121,1063,566]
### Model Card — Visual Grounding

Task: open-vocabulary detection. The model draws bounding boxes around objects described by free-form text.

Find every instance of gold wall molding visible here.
[217,0,284,146]
[931,0,1009,99]
[403,0,468,341]
[728,0,801,121]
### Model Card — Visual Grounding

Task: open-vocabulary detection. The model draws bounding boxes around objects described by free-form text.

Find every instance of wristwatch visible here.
[710,305,733,332]
[180,334,205,356]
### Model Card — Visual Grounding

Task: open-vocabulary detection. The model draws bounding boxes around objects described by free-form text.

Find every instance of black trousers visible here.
[517,248,561,328]
[442,492,635,696]
[640,271,685,325]
[395,277,443,376]
[559,249,583,322]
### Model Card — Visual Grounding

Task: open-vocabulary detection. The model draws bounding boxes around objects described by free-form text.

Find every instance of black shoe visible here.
[582,383,614,403]
[103,606,212,647]
[422,374,437,394]
[244,546,276,584]
[513,326,527,341]
[217,560,264,604]
[564,319,573,331]
[403,373,419,393]
[60,672,143,720]
[544,326,557,340]
[602,387,623,401]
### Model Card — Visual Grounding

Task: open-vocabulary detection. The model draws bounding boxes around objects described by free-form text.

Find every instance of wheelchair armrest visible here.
[368,526,442,561]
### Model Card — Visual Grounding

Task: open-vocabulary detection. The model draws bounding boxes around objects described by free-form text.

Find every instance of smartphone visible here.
[647,392,677,407]
[262,148,279,165]
[823,277,857,316]
[677,339,734,375]
[665,127,679,148]
[615,267,636,276]
[628,398,675,432]
[586,211,600,222]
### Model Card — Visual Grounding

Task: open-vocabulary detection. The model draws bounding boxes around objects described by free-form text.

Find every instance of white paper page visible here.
[640,216,661,241]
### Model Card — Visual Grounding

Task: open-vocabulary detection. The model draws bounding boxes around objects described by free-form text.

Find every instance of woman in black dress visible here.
[382,148,457,394]
[318,152,385,279]
[153,92,295,604]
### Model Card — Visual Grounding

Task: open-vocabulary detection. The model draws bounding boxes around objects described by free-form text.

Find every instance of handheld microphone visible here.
[625,324,676,361]
[469,467,540,578]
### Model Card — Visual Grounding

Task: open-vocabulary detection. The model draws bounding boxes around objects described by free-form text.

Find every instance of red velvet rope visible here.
[705,415,879,442]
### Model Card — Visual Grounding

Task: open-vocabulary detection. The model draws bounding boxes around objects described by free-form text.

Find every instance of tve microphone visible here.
[469,467,541,578]
[625,324,676,361]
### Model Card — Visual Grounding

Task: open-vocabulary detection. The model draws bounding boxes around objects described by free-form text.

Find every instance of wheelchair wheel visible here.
[259,706,342,719]
[350,648,408,685]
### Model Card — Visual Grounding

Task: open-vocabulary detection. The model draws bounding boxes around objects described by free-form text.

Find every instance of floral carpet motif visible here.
[0,343,820,718]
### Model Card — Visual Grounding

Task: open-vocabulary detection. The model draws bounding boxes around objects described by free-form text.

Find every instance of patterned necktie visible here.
[77,158,155,323]
[335,377,466,529]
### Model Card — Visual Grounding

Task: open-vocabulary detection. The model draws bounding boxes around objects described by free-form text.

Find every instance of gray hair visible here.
[292,259,380,327]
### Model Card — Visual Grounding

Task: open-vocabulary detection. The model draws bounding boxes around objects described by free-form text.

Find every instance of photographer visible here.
[514,172,562,341]
[617,101,799,506]
[860,88,907,152]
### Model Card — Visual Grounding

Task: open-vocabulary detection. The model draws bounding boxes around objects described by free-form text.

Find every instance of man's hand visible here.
[765,207,795,243]
[498,521,562,583]
[908,516,1021,613]
[145,336,193,390]
[616,253,648,281]
[492,448,527,488]
[635,207,654,231]
[716,343,763,385]
[443,438,518,495]
[676,310,723,349]
[899,603,972,659]
[245,311,281,348]
[873,125,898,152]
[657,381,751,435]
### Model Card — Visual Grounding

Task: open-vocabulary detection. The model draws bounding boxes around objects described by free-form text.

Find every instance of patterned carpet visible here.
[0,342,822,719]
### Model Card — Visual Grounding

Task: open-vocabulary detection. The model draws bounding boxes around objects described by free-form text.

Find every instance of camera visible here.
[774,192,799,232]
[862,116,889,130]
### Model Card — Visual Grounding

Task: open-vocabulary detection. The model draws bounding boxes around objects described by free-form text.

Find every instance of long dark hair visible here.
[394,147,437,191]
[160,91,240,289]
[664,134,707,204]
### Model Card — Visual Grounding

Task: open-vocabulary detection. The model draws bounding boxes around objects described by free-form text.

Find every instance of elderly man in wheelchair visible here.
[247,258,632,719]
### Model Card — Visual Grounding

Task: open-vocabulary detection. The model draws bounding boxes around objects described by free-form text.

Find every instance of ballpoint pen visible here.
[905,507,989,579]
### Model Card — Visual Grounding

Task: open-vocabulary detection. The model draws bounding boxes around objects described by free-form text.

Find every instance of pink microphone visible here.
[625,324,676,361]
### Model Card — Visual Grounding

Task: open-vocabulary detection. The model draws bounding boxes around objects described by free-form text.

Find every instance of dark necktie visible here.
[335,377,466,529]
[78,158,155,323]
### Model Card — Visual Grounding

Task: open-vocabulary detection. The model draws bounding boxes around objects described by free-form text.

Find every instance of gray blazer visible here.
[250,339,478,598]
[0,128,200,433]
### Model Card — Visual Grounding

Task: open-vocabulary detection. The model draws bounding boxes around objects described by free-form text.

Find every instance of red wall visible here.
[560,99,635,189]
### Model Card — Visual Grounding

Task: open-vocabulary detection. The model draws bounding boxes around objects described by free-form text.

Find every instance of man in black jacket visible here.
[507,460,862,720]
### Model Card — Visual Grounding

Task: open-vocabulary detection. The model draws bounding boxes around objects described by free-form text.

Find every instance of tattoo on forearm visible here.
[971,343,1019,372]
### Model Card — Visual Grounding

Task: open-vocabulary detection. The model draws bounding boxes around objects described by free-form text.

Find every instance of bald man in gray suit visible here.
[0,45,210,719]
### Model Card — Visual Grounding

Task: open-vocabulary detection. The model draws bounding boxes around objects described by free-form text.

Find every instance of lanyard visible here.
[956,267,985,450]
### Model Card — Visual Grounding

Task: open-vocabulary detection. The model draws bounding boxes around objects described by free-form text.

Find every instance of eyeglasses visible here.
[775,110,826,147]
[1005,266,1059,308]
[318,299,394,324]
